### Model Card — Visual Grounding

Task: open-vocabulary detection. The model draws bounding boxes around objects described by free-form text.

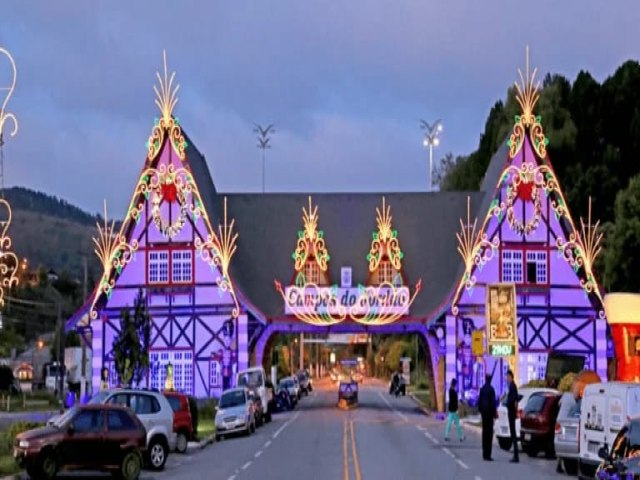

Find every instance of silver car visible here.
[554,392,581,475]
[215,388,256,440]
[90,389,177,471]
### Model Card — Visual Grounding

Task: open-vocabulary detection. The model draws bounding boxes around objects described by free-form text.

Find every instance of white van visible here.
[236,366,272,422]
[578,383,640,479]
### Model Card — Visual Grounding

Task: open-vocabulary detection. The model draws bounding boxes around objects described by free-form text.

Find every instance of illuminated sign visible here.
[490,343,514,357]
[283,286,411,316]
[486,283,518,358]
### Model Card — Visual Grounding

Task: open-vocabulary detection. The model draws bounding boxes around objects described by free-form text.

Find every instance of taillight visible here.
[555,423,561,434]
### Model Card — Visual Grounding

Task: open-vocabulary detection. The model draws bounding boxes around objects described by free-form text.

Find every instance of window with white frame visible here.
[172,250,193,283]
[526,251,547,284]
[209,360,221,387]
[501,250,523,283]
[149,350,193,394]
[304,261,321,284]
[149,251,169,283]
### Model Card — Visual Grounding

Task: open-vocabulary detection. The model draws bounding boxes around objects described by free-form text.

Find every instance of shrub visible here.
[558,372,577,393]
[521,379,546,388]
[198,398,217,423]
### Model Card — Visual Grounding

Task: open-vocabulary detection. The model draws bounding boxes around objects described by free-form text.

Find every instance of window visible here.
[526,251,547,284]
[107,410,137,431]
[210,361,221,387]
[149,251,169,283]
[72,409,104,433]
[304,261,320,284]
[172,250,193,283]
[501,250,523,283]
[166,396,181,412]
[524,394,548,414]
[130,394,160,415]
[149,350,194,394]
[379,260,393,284]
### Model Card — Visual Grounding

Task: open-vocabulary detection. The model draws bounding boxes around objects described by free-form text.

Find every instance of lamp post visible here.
[254,124,275,193]
[222,318,235,389]
[420,119,443,191]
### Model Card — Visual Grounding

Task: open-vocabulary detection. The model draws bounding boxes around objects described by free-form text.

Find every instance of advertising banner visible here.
[486,283,518,357]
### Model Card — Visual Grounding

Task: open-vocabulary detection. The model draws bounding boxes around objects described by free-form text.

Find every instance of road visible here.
[7,380,568,479]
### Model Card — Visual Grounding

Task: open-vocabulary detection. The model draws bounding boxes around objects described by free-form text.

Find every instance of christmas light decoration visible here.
[367,197,403,272]
[451,196,500,315]
[195,197,241,319]
[146,50,187,161]
[274,280,347,326]
[292,196,330,275]
[349,280,422,326]
[0,47,20,308]
[507,47,549,159]
[150,164,189,239]
[504,165,543,235]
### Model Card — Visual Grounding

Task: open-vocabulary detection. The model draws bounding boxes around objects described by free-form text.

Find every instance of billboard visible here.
[486,283,517,357]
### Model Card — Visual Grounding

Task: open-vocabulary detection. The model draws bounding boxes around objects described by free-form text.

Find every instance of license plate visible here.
[524,434,531,441]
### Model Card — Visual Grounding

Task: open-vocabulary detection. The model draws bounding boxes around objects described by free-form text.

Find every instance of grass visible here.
[0,454,19,476]
[197,418,215,439]
[412,392,432,410]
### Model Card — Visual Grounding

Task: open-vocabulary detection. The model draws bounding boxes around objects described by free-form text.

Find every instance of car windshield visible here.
[88,391,110,405]
[280,379,294,388]
[524,394,547,414]
[219,391,246,408]
[51,406,79,428]
[166,396,181,412]
[237,371,263,389]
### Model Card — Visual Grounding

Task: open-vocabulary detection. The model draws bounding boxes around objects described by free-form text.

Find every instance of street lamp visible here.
[420,119,443,191]
[254,124,275,193]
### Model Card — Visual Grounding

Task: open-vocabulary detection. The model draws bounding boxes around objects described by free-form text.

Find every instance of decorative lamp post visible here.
[420,119,443,191]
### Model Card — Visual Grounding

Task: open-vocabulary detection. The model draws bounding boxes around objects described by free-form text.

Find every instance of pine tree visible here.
[112,290,151,387]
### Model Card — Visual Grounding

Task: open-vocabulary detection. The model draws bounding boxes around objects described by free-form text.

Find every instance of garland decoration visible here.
[292,196,330,275]
[367,197,404,272]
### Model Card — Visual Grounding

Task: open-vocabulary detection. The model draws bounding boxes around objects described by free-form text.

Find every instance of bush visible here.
[558,372,577,393]
[521,379,546,388]
[198,398,217,423]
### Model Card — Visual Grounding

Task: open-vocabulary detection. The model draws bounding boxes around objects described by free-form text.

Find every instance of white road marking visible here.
[430,437,439,445]
[416,425,425,431]
[255,450,263,458]
[423,431,434,440]
[227,476,236,480]
[378,391,408,421]
[272,411,301,439]
[242,461,252,470]
[455,459,469,470]
[442,447,455,458]
[264,440,272,448]
[475,477,482,480]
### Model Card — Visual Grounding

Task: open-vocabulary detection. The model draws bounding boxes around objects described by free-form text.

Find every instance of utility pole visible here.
[299,332,304,372]
[56,301,62,410]
[81,256,88,400]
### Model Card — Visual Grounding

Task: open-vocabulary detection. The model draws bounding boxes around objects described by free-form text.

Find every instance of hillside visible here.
[3,187,101,281]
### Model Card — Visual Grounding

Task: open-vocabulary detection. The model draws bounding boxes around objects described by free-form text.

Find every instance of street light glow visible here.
[419,118,444,191]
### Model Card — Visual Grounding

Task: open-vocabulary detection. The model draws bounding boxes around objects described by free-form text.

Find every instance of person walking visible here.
[478,374,497,461]
[444,378,465,442]
[506,369,519,463]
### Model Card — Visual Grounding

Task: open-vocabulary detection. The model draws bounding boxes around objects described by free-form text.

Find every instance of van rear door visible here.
[580,386,607,463]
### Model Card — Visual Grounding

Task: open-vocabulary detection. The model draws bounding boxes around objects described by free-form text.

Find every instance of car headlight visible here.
[19,440,29,448]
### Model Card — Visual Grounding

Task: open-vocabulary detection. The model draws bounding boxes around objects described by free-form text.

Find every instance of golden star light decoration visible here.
[367,197,403,272]
[292,196,330,274]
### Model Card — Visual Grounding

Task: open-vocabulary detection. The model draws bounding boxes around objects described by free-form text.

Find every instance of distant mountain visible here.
[2,187,102,281]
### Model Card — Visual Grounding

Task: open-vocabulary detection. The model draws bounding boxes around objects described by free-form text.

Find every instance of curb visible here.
[194,433,216,449]
[408,393,431,416]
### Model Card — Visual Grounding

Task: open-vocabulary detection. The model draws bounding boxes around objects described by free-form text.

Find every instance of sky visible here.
[1,1,639,215]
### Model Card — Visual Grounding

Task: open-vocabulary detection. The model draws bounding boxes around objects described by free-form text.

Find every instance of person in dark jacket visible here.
[444,378,465,441]
[506,369,519,463]
[478,374,497,461]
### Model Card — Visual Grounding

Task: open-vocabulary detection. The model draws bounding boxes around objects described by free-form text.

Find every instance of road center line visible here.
[272,411,300,439]
[264,440,272,448]
[455,459,469,470]
[349,419,363,480]
[475,476,483,480]
[255,450,262,458]
[227,476,236,480]
[241,461,252,470]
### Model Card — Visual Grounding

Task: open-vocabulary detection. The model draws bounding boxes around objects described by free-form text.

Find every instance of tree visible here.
[604,175,640,293]
[112,290,151,386]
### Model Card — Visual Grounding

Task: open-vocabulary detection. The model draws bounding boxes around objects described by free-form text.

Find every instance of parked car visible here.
[579,382,640,479]
[279,377,299,405]
[14,404,145,480]
[520,391,562,458]
[595,417,640,480]
[89,388,177,470]
[215,388,256,440]
[495,387,558,451]
[236,367,272,423]
[297,371,311,396]
[163,391,193,454]
[554,392,581,474]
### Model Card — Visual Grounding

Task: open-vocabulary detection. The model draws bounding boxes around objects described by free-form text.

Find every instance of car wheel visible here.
[176,430,189,454]
[147,437,168,471]
[215,434,223,442]
[115,450,142,480]
[38,450,58,480]
[497,437,512,451]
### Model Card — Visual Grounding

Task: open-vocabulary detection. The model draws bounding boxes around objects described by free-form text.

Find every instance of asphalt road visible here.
[6,380,570,479]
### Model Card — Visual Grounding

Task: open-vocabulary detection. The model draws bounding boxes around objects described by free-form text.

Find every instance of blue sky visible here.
[1,1,639,215]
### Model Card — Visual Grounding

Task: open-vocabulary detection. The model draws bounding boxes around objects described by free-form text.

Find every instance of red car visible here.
[14,404,145,480]
[520,391,562,458]
[163,391,193,454]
